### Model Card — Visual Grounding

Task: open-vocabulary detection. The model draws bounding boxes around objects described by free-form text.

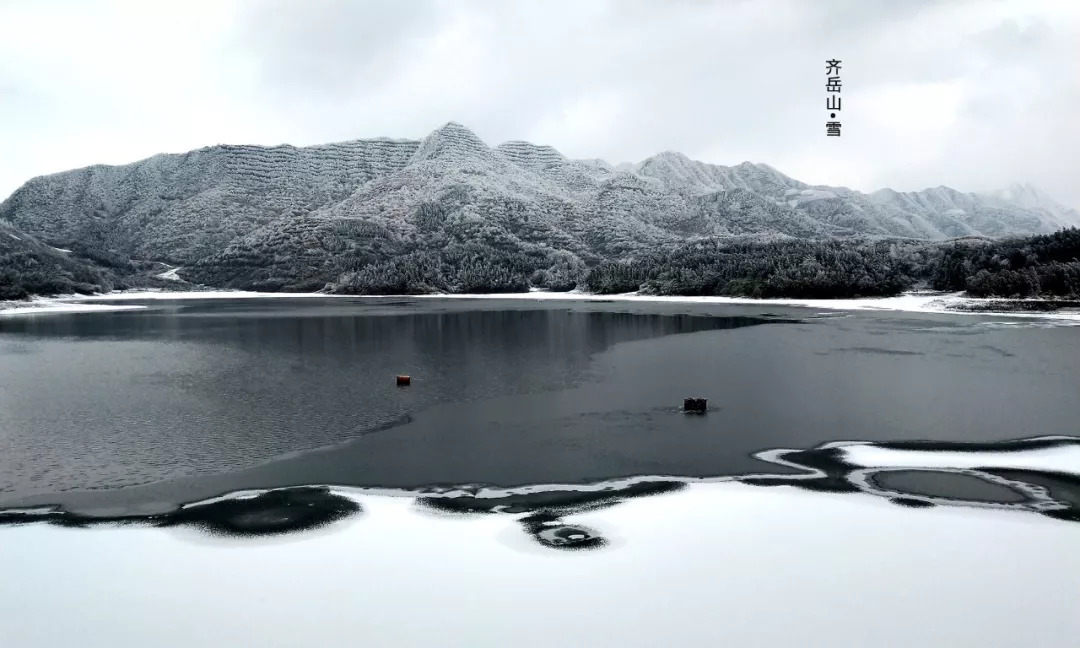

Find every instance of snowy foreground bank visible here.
[2,288,1079,321]
[3,440,1080,647]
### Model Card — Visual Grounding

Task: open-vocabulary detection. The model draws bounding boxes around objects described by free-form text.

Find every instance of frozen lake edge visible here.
[3,288,1079,321]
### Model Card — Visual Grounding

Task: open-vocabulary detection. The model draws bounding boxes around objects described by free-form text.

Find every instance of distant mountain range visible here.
[1,122,1077,295]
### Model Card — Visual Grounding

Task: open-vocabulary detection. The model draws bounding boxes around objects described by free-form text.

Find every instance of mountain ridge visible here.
[1,121,1077,296]
[6,122,1075,219]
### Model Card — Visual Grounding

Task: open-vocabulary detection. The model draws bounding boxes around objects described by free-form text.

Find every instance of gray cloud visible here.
[0,0,1077,208]
[232,0,444,100]
[969,16,1052,56]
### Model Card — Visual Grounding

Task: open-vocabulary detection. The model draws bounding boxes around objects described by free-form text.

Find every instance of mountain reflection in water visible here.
[2,436,1077,548]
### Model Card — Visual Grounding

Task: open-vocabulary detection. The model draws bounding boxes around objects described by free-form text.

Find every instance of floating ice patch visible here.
[840,438,1080,476]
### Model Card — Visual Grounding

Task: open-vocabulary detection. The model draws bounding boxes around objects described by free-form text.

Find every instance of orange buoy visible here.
[396,375,411,386]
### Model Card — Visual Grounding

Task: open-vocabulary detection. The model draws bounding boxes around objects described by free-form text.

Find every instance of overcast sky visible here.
[1,0,1077,206]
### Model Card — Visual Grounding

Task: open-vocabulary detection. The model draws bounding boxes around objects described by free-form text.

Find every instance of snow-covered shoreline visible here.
[4,460,1080,647]
[0,290,340,316]
[2,288,1078,321]
[3,434,1079,647]
[0,301,149,315]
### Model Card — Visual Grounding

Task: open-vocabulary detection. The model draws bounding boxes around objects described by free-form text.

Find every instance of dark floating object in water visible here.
[683,397,707,413]
[396,375,411,386]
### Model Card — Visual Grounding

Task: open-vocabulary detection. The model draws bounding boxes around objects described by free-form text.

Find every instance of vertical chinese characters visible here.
[826,59,841,137]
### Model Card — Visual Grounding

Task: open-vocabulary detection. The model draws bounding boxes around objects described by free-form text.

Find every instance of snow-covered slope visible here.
[0,219,113,298]
[0,137,420,264]
[980,182,1080,229]
[0,122,1074,291]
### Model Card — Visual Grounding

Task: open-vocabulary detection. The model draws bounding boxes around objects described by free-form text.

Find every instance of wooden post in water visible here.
[683,397,707,413]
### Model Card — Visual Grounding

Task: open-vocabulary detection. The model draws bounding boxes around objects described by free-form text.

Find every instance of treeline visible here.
[0,259,107,300]
[583,229,1080,299]
[582,237,930,298]
[0,221,114,300]
[5,218,1079,301]
[325,229,1080,300]
[329,243,586,295]
[0,220,196,301]
[931,228,1080,298]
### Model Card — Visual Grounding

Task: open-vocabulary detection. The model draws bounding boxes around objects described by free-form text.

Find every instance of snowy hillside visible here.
[0,122,1076,293]
[979,183,1080,230]
[0,219,113,298]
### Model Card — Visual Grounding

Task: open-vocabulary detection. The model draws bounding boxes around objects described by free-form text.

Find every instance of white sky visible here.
[1,0,1077,206]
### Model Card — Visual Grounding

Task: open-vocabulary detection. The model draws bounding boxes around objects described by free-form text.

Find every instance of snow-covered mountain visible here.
[978,183,1080,230]
[0,122,1075,291]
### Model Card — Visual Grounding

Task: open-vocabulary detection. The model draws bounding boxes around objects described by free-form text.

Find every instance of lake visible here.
[1,295,1078,513]
[3,296,1080,647]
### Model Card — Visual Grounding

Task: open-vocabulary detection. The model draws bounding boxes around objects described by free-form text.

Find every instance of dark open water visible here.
[1,296,1078,524]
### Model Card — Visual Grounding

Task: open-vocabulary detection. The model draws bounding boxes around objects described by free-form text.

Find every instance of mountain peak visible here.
[1008,181,1039,193]
[432,121,475,135]
[990,182,1051,203]
[410,122,492,164]
[981,182,1080,227]
[636,151,694,170]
